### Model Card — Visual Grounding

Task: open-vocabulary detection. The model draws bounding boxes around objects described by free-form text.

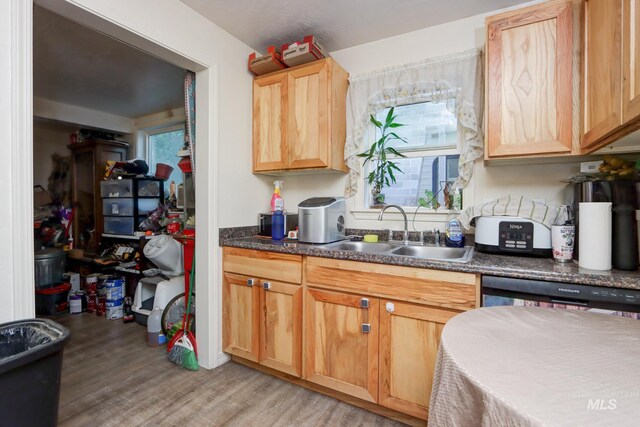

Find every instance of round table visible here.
[428,306,640,426]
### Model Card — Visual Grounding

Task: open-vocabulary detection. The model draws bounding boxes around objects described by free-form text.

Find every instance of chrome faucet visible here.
[378,205,409,245]
[433,228,441,247]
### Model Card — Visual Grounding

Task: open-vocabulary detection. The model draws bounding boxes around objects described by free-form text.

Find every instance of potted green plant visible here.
[357,107,408,207]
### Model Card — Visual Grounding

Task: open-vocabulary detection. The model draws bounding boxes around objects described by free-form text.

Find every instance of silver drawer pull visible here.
[246,278,255,287]
[263,282,271,291]
[361,323,371,333]
[360,298,369,309]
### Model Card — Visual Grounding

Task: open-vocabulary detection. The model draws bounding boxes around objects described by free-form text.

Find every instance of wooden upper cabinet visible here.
[583,0,623,149]
[288,61,330,169]
[582,0,640,151]
[253,73,289,171]
[486,0,575,158]
[623,0,640,124]
[378,301,459,420]
[252,58,348,174]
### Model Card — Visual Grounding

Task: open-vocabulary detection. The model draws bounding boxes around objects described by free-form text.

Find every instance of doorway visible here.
[24,0,220,368]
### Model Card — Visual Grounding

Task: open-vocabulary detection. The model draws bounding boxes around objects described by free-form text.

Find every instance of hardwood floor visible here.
[53,313,404,426]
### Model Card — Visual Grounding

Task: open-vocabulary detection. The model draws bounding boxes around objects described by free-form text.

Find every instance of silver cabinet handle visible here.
[247,278,255,287]
[360,298,369,309]
[361,323,371,333]
[263,281,271,291]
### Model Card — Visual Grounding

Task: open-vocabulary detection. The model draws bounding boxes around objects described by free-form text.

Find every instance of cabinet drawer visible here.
[103,198,134,216]
[306,257,478,311]
[223,248,302,284]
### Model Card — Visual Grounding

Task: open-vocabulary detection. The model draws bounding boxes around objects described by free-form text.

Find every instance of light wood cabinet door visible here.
[304,288,379,403]
[222,273,260,362]
[259,280,303,377]
[486,0,574,158]
[288,61,330,169]
[252,59,347,174]
[623,0,640,124]
[253,73,288,171]
[379,301,459,420]
[583,0,623,149]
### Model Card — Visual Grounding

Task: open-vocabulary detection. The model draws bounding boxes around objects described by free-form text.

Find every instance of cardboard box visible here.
[248,46,287,76]
[281,35,329,67]
[34,185,52,207]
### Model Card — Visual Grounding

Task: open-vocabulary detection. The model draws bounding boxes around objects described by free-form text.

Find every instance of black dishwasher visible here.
[482,275,640,319]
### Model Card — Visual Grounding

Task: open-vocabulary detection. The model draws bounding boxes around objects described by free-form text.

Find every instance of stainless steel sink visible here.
[317,240,474,263]
[319,241,395,253]
[390,245,473,262]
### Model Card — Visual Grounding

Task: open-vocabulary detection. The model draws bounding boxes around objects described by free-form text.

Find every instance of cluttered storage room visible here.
[5,0,640,426]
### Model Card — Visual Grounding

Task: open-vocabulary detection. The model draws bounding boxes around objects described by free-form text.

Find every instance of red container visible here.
[96,296,106,316]
[175,229,195,295]
[86,293,96,313]
[35,283,71,315]
[178,157,192,173]
[154,163,174,180]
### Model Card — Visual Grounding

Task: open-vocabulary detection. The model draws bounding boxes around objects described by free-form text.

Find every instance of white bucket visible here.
[104,277,124,302]
[106,298,123,320]
[143,235,183,275]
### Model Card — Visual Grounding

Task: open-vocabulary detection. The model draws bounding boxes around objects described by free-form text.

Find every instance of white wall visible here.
[272,1,582,232]
[33,120,77,188]
[34,97,134,134]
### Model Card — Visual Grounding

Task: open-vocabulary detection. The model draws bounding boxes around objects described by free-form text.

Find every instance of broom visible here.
[168,252,198,370]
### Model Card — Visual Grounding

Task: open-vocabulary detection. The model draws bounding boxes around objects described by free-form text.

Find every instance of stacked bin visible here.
[101,178,164,235]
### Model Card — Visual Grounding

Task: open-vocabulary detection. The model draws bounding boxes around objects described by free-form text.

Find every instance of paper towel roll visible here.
[579,202,612,270]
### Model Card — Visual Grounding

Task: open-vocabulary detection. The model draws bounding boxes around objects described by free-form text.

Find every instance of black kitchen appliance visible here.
[258,212,298,237]
[482,275,640,318]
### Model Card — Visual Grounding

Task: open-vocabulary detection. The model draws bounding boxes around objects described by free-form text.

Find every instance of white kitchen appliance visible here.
[298,197,346,244]
[475,216,552,257]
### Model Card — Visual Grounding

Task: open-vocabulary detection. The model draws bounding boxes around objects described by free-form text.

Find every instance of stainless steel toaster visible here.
[298,197,346,243]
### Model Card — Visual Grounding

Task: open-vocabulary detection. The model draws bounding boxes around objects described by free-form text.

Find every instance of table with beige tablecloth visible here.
[429,306,640,426]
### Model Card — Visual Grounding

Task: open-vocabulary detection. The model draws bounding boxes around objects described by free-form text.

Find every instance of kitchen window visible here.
[365,101,462,209]
[146,125,185,193]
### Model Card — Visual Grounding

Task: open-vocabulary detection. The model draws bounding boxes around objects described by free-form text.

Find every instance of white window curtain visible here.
[344,48,484,198]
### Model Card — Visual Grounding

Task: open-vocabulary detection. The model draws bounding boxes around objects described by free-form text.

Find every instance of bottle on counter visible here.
[445,188,465,248]
[271,180,285,241]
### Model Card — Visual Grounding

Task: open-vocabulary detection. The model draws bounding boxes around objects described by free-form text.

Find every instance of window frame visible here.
[144,123,186,166]
[352,101,474,222]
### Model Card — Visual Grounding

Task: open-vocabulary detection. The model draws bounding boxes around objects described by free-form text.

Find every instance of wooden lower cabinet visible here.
[260,280,302,377]
[379,300,459,419]
[304,288,380,403]
[223,249,478,424]
[223,272,302,376]
[222,272,260,362]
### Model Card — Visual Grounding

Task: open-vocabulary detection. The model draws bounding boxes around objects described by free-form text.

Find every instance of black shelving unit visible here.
[101,177,165,235]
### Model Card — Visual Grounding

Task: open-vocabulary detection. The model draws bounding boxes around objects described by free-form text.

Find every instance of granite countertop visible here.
[220,231,640,291]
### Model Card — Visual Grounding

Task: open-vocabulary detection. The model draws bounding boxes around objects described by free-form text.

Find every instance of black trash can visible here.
[0,318,70,427]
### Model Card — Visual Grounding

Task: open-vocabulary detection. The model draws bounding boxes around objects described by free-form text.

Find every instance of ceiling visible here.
[33,6,185,120]
[180,0,533,52]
